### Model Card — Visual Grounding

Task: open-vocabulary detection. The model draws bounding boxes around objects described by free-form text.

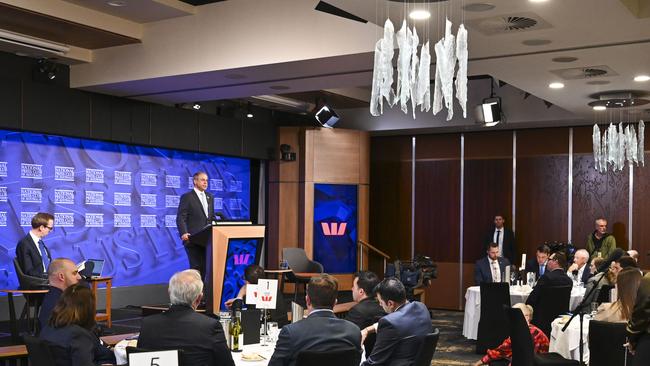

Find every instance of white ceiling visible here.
[2,0,650,132]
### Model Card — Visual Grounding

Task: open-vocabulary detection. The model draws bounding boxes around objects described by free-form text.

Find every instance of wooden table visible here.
[89,277,113,328]
[0,289,49,343]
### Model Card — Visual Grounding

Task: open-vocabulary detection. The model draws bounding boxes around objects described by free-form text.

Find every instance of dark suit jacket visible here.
[138,304,234,366]
[345,298,386,354]
[38,286,62,331]
[176,189,215,247]
[40,324,115,366]
[268,310,361,366]
[474,256,511,285]
[362,301,433,366]
[525,268,573,307]
[524,258,547,279]
[485,227,516,264]
[16,233,51,279]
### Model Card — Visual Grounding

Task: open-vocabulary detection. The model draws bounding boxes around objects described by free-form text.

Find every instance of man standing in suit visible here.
[586,217,617,261]
[345,271,386,355]
[567,249,591,284]
[474,243,511,285]
[524,245,551,279]
[269,274,361,366]
[38,258,81,331]
[15,212,54,279]
[526,252,573,308]
[360,278,433,366]
[176,171,215,279]
[485,214,517,265]
[138,269,234,366]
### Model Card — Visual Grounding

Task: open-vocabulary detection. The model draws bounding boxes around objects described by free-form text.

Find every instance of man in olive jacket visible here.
[586,218,617,260]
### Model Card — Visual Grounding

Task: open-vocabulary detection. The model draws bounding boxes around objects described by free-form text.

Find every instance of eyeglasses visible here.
[45,226,54,231]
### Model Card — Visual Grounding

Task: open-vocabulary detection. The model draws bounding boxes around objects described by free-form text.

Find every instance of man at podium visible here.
[176,171,215,279]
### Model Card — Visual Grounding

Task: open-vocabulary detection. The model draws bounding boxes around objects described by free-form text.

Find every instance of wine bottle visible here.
[230,310,243,352]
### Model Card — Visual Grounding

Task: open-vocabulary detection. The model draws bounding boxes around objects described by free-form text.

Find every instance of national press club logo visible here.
[85,191,104,205]
[0,162,8,177]
[165,175,180,189]
[141,173,157,187]
[114,192,132,206]
[54,189,75,204]
[140,215,156,228]
[21,188,42,203]
[20,212,37,226]
[0,187,7,202]
[54,213,74,227]
[166,195,180,208]
[115,171,132,185]
[114,214,131,228]
[0,211,6,227]
[86,169,104,184]
[165,215,176,228]
[21,164,42,179]
[55,166,75,181]
[215,197,223,210]
[85,213,104,227]
[210,179,223,191]
[141,194,157,207]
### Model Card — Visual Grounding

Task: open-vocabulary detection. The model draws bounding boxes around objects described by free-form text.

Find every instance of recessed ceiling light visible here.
[529,0,549,2]
[246,113,254,118]
[634,75,650,82]
[409,10,431,20]
[522,39,552,46]
[549,82,565,89]
[107,0,127,6]
[462,3,496,12]
[593,106,606,111]
[552,56,578,63]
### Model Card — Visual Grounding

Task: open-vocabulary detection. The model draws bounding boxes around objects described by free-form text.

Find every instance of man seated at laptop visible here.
[138,269,234,366]
[345,271,386,355]
[38,258,82,331]
[268,274,361,366]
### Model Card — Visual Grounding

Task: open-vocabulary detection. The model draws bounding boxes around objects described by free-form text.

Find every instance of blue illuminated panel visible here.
[313,184,357,273]
[220,238,262,310]
[0,129,251,290]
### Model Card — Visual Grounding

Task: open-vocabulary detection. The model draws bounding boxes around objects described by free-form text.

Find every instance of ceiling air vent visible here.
[550,65,618,80]
[466,12,552,35]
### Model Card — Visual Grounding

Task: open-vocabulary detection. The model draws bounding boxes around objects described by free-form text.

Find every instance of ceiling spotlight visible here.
[36,58,57,80]
[593,106,606,111]
[409,10,431,20]
[634,75,650,82]
[192,103,201,110]
[246,113,254,118]
[549,82,565,89]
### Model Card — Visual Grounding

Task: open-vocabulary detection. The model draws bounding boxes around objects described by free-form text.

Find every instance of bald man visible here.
[567,249,591,284]
[38,258,81,331]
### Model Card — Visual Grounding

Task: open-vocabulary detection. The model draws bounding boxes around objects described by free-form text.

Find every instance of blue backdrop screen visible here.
[219,238,262,310]
[0,129,251,289]
[313,184,357,273]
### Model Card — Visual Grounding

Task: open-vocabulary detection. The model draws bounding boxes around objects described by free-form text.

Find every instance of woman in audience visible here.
[473,303,549,366]
[595,267,642,322]
[583,257,616,304]
[40,284,115,366]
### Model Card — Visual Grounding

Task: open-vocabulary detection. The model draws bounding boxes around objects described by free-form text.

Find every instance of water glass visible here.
[590,302,598,316]
[266,322,279,343]
[279,260,289,270]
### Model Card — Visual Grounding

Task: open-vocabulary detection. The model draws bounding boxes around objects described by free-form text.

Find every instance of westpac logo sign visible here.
[321,222,347,236]
[233,254,251,266]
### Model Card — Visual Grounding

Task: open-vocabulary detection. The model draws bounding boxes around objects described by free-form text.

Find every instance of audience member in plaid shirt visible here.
[473,303,549,366]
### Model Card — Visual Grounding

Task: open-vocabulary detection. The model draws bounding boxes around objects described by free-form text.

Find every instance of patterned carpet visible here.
[430,309,478,366]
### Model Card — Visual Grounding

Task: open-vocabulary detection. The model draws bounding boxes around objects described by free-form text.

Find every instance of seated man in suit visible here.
[138,270,234,366]
[474,242,511,285]
[567,249,591,284]
[526,252,573,308]
[345,271,386,355]
[360,278,433,366]
[15,212,54,279]
[524,244,551,279]
[485,214,517,265]
[269,274,361,366]
[38,258,81,331]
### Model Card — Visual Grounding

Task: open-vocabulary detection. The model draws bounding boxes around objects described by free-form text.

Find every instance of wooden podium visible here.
[205,224,265,314]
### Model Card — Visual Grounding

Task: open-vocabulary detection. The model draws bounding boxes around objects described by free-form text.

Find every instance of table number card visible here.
[245,284,258,305]
[256,279,278,309]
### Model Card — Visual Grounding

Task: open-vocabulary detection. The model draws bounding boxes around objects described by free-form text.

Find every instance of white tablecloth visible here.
[549,316,590,363]
[462,285,586,340]
[114,338,276,366]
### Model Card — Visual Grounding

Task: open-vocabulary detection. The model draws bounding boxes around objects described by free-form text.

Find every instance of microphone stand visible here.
[561,268,610,366]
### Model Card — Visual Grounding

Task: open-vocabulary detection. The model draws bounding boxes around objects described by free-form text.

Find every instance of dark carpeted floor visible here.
[0,306,479,365]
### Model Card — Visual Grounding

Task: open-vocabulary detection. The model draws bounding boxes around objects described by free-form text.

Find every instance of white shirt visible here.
[193,187,208,217]
[493,228,504,255]
[567,264,586,283]
[491,259,501,282]
[29,231,47,271]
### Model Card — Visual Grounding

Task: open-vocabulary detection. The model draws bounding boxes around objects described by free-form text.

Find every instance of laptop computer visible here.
[78,259,105,278]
